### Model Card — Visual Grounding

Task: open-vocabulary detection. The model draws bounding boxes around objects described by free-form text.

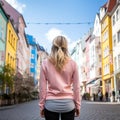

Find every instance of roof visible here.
[107,0,117,12]
[0,0,26,31]
[0,2,8,20]
[36,44,45,52]
[101,0,117,13]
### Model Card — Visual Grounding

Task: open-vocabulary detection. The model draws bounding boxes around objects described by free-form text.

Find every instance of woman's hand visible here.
[40,109,45,118]
[75,109,80,117]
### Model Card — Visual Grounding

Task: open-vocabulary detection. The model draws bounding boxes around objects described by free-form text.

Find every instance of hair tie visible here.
[58,46,61,50]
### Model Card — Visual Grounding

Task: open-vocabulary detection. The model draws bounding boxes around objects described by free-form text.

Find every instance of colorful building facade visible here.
[5,20,18,70]
[1,0,30,77]
[111,0,120,101]
[0,5,7,66]
[26,34,37,85]
[100,0,116,97]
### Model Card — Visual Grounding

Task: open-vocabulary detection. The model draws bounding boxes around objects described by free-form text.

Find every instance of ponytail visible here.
[49,36,69,71]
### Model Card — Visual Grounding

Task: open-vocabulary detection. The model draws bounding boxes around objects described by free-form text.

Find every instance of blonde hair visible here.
[49,36,69,71]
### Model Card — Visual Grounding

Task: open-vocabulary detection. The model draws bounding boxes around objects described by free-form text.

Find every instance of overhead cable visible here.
[26,22,93,25]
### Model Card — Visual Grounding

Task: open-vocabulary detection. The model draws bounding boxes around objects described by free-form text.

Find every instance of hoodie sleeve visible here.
[39,62,47,111]
[72,61,81,110]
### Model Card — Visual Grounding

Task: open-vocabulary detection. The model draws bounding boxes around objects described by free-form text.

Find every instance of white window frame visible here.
[117,30,120,43]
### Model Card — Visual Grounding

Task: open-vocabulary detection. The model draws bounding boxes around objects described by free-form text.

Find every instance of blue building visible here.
[26,34,37,85]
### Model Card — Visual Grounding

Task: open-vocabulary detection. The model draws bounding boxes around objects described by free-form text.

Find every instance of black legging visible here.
[44,108,75,120]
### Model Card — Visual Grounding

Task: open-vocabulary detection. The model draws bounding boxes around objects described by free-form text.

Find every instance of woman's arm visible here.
[72,62,81,116]
[39,63,47,112]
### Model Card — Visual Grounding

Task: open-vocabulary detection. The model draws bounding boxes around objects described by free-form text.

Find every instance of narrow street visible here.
[0,100,120,120]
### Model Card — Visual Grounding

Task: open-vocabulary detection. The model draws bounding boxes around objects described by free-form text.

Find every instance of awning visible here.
[86,79,96,85]
[86,83,95,87]
[94,78,101,86]
[86,78,101,87]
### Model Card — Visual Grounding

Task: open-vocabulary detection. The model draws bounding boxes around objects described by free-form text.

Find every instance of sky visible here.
[5,0,107,53]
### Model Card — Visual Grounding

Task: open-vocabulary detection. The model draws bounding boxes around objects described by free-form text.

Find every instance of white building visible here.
[111,0,120,101]
[71,40,85,94]
[87,13,102,96]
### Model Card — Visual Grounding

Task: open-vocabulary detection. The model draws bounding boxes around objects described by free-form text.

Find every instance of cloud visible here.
[45,28,62,42]
[45,28,77,53]
[45,28,71,42]
[6,0,26,13]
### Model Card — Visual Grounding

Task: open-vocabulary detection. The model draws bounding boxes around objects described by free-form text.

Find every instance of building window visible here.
[99,55,101,62]
[31,54,34,59]
[0,26,4,40]
[13,38,15,49]
[112,15,115,25]
[11,34,13,46]
[8,30,11,43]
[104,64,109,75]
[102,21,107,30]
[116,9,120,21]
[103,46,109,58]
[30,63,34,68]
[114,57,117,70]
[113,34,116,46]
[99,68,102,75]
[103,31,108,41]
[117,31,120,43]
[118,54,120,68]
[17,58,19,68]
[0,26,2,39]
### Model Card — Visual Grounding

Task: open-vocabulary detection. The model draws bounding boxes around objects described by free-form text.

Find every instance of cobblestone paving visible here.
[78,101,120,120]
[0,100,120,120]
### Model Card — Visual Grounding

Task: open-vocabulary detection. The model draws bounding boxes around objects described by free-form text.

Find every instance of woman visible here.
[39,36,81,120]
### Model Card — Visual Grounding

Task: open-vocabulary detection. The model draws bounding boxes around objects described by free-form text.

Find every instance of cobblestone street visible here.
[0,100,120,120]
[79,101,120,120]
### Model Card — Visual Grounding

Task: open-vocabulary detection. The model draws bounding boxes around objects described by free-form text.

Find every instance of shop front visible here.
[115,72,120,102]
[104,79,111,101]
[86,78,102,101]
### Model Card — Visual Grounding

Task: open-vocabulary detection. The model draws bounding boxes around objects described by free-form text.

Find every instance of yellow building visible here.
[100,0,116,97]
[5,20,18,71]
[101,16,114,95]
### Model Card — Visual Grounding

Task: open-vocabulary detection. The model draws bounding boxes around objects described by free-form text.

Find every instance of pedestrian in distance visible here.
[105,91,109,102]
[98,90,103,101]
[112,89,115,102]
[39,36,81,120]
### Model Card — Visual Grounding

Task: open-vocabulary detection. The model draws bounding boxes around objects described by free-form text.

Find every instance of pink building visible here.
[1,0,30,77]
[85,29,93,93]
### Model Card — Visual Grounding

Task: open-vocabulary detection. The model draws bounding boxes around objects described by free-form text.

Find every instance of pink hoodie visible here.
[39,58,81,111]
